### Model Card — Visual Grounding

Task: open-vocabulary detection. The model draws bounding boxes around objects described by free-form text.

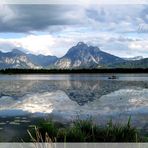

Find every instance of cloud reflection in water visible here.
[0,88,148,118]
[0,90,78,115]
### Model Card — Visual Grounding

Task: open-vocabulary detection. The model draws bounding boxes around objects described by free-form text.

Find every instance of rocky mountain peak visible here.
[76,42,87,46]
[55,42,125,69]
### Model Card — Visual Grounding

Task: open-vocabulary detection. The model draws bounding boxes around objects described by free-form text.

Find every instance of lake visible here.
[0,74,148,141]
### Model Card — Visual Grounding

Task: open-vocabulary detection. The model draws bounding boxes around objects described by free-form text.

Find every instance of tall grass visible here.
[27,117,146,142]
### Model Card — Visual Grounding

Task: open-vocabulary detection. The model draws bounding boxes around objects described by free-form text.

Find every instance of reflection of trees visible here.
[1,79,148,105]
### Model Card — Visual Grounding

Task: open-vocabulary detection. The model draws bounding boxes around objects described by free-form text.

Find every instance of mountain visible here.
[0,42,148,69]
[0,49,58,69]
[27,54,58,68]
[0,49,39,69]
[55,42,125,69]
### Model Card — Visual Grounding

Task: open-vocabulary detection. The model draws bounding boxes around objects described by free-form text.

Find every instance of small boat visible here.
[108,75,117,79]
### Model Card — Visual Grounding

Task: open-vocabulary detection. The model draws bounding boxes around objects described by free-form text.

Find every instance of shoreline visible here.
[1,68,148,74]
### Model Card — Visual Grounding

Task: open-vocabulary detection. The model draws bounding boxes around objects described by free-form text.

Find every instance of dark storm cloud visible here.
[0,5,82,33]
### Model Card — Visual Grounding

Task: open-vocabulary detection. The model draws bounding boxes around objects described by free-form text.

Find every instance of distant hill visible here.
[123,56,143,61]
[111,58,148,68]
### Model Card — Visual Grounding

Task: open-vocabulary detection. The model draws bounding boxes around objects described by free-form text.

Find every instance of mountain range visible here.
[0,42,147,69]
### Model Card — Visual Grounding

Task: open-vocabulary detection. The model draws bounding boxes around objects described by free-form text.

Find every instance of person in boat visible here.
[108,75,117,79]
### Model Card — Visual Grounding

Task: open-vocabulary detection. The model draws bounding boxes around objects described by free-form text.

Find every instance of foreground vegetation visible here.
[28,118,148,142]
[1,68,148,74]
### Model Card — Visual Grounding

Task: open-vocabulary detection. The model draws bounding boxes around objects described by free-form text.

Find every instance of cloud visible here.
[0,4,147,33]
[101,36,148,58]
[0,4,87,33]
[85,5,148,33]
[0,40,17,52]
[0,35,55,55]
[0,4,147,58]
[0,34,78,56]
[0,31,147,58]
[140,5,148,23]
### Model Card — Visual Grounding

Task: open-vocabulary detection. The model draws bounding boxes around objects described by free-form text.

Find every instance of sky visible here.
[0,4,147,58]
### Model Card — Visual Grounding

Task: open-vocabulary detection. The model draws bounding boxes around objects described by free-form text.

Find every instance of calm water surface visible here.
[0,74,148,141]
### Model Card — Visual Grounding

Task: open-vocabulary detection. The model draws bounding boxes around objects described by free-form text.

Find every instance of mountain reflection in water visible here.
[0,75,148,118]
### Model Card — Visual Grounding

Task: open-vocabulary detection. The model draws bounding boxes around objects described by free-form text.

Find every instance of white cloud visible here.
[128,40,148,54]
[0,35,57,55]
[13,35,55,55]
[0,34,77,56]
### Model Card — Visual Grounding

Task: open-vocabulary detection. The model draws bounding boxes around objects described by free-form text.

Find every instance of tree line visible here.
[0,68,148,74]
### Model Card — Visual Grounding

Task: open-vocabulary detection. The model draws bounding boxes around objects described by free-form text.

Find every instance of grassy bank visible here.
[28,118,148,142]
